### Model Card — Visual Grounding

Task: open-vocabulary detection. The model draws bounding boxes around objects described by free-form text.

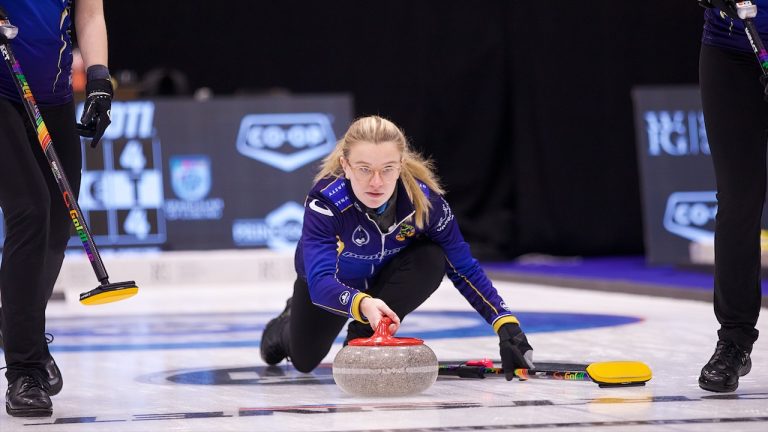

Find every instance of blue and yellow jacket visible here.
[294,176,519,333]
[703,0,768,53]
[0,0,74,105]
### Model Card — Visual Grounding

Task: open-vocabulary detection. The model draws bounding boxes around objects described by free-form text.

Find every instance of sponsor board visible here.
[630,86,768,266]
[232,201,305,251]
[0,96,352,253]
[236,113,337,172]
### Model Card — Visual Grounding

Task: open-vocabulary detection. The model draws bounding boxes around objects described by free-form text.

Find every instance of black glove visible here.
[77,65,113,148]
[498,322,534,381]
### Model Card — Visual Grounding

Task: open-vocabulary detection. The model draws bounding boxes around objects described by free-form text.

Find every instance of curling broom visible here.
[0,13,138,305]
[439,359,652,388]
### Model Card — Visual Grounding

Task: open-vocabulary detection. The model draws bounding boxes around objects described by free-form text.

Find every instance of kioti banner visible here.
[0,94,352,253]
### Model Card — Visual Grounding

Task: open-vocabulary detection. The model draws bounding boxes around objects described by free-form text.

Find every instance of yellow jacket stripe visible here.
[351,292,371,323]
[492,315,520,333]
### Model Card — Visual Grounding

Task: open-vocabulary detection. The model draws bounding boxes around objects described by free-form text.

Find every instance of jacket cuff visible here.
[86,64,111,81]
[350,292,372,323]
[492,315,520,333]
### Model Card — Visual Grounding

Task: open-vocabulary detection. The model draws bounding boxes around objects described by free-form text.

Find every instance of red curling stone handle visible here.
[348,317,424,346]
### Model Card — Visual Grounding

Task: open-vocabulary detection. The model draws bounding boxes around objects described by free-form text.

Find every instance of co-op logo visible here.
[663,191,717,243]
[231,202,304,251]
[235,113,336,172]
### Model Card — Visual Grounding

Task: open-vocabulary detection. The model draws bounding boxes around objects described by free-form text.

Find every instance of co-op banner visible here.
[632,86,767,267]
[0,94,353,252]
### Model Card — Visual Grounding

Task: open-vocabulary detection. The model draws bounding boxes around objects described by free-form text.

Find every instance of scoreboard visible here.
[0,94,352,253]
[75,101,165,247]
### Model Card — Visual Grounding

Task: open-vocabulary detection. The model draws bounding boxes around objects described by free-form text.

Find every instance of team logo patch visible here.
[170,155,212,202]
[352,225,370,246]
[396,223,415,241]
[339,291,351,305]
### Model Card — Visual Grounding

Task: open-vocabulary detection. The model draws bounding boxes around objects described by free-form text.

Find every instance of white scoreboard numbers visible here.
[74,101,167,248]
[0,95,352,253]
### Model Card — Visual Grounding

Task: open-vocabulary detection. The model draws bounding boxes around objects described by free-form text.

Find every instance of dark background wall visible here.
[103,1,705,260]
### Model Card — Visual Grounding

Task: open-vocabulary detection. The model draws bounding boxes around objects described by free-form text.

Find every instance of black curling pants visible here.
[699,44,768,350]
[288,239,446,373]
[0,98,81,381]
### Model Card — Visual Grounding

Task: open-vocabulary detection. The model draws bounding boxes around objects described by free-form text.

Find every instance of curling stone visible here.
[332,317,438,397]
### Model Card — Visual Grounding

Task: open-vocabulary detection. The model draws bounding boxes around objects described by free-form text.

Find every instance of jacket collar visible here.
[346,178,416,228]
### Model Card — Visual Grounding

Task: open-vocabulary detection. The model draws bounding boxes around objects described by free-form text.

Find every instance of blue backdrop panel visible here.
[0,94,353,253]
[632,86,768,267]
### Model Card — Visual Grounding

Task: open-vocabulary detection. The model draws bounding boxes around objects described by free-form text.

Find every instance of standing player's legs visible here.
[699,44,768,392]
[345,240,445,342]
[0,99,55,415]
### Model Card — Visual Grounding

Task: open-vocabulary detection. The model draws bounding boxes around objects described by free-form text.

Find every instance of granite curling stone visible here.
[333,317,438,397]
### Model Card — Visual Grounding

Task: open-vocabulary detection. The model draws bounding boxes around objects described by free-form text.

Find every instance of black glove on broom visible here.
[77,65,113,148]
[498,322,534,381]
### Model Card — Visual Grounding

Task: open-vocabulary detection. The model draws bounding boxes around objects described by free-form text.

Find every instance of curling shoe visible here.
[5,374,52,417]
[260,298,291,365]
[698,340,752,392]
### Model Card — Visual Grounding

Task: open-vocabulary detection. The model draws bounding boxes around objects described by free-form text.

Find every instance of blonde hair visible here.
[315,115,443,228]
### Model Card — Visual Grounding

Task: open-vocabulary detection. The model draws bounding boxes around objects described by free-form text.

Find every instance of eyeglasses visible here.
[349,164,401,182]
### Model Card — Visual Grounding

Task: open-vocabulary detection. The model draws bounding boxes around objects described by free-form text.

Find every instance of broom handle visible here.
[0,15,111,284]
